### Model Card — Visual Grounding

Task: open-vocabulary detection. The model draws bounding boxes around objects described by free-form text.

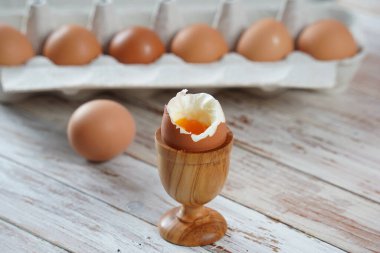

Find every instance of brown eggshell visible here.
[237,18,294,62]
[161,107,227,152]
[297,19,357,60]
[43,25,102,65]
[0,23,34,66]
[171,24,228,63]
[109,26,165,64]
[67,99,135,162]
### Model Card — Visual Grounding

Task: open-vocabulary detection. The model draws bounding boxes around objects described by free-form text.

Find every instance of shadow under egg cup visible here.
[155,128,233,246]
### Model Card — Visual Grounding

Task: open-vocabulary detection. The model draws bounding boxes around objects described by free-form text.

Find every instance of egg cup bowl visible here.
[155,128,233,247]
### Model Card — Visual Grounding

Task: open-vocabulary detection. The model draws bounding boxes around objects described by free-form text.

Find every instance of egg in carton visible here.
[0,0,366,103]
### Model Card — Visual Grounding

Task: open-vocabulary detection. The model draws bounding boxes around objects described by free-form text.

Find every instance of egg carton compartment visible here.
[0,0,366,102]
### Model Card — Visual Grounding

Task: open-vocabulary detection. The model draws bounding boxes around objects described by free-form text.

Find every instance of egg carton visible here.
[0,0,366,103]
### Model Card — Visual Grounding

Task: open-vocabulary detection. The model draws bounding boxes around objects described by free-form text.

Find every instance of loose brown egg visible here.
[0,23,34,66]
[237,18,294,62]
[171,24,228,63]
[67,100,135,162]
[297,19,357,60]
[109,26,165,64]
[43,25,101,65]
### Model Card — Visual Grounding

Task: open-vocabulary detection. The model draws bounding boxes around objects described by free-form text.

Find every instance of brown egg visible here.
[43,25,101,65]
[109,26,165,64]
[67,100,135,162]
[237,18,294,62]
[297,19,357,60]
[161,107,227,152]
[171,24,228,63]
[0,23,34,66]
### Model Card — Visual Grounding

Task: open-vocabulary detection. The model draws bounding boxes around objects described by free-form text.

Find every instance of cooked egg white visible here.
[166,89,225,142]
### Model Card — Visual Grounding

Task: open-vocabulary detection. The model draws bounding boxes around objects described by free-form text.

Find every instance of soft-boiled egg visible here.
[161,90,228,152]
[0,23,34,66]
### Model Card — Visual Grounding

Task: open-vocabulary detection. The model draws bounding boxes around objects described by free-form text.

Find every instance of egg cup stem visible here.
[177,205,207,222]
[155,128,233,246]
[159,206,227,247]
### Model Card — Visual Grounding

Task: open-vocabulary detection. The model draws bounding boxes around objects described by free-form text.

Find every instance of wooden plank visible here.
[0,155,343,253]
[0,103,344,252]
[3,96,380,252]
[0,220,68,253]
[220,89,380,201]
[0,102,344,253]
[351,54,380,97]
[0,157,209,253]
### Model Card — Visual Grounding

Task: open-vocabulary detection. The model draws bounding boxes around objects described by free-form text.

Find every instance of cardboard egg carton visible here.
[0,0,366,102]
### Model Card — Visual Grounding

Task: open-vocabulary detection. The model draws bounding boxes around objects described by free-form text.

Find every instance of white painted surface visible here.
[0,101,342,253]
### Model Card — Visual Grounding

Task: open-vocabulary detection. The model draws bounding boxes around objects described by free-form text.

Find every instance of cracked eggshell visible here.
[161,108,228,152]
[160,90,228,152]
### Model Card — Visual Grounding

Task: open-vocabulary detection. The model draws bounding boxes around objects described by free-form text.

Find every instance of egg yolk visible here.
[175,118,209,135]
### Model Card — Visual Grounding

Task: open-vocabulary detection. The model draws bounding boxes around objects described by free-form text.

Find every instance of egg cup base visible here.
[158,206,227,247]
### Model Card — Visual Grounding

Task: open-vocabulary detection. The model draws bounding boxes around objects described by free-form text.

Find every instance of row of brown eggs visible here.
[0,17,357,67]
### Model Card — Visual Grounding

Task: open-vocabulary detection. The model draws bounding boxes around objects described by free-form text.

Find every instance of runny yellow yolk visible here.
[175,118,209,135]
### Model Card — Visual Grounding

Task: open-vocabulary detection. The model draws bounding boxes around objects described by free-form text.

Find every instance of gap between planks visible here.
[0,219,71,253]
[0,156,210,253]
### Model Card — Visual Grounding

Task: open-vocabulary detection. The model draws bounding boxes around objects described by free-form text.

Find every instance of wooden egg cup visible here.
[155,129,233,247]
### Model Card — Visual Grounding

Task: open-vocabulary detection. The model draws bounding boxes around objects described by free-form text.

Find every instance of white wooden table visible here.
[1,2,379,253]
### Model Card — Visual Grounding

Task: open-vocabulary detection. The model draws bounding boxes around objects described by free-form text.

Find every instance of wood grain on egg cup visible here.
[155,129,233,246]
